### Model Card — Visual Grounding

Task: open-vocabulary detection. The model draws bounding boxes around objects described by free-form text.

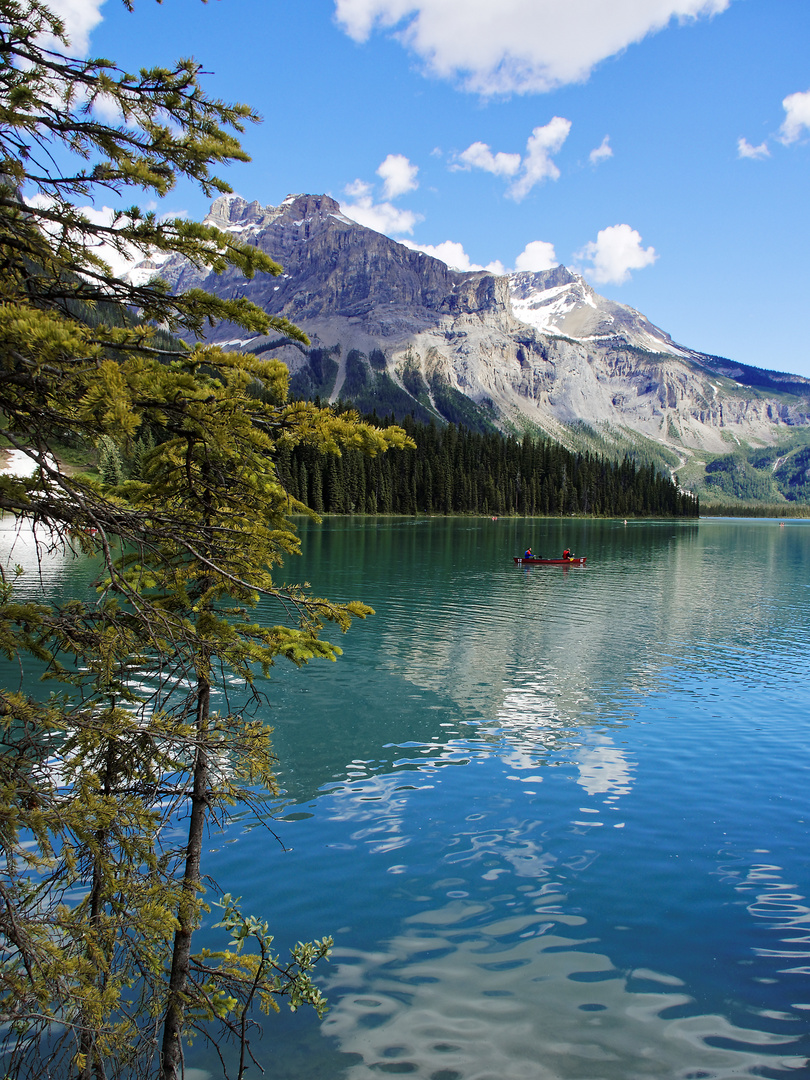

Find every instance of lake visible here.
[3,515,810,1079]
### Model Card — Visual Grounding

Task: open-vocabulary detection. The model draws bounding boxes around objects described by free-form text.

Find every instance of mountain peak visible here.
[277,193,342,219]
[206,194,268,229]
[126,190,810,457]
[205,192,345,234]
[511,266,580,291]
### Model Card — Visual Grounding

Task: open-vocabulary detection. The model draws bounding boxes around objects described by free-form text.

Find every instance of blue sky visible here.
[58,0,810,376]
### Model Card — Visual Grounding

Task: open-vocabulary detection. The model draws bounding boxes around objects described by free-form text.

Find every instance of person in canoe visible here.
[563,548,572,561]
[524,547,533,558]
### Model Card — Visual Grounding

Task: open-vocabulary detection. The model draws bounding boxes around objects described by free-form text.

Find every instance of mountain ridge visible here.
[134,192,810,465]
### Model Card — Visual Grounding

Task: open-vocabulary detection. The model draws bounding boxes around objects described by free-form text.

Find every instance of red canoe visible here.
[513,556,587,566]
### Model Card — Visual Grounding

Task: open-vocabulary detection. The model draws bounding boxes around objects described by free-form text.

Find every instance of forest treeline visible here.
[701,503,810,518]
[274,414,699,517]
[702,444,810,503]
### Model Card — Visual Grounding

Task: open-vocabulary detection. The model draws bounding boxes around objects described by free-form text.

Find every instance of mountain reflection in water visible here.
[5,516,810,1079]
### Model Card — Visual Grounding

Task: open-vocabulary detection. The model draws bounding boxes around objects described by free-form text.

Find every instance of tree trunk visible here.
[160,675,210,1080]
[78,737,115,1080]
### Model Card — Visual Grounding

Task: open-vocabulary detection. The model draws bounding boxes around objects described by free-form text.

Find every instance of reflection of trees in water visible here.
[246,519,810,1077]
[20,518,805,815]
[372,519,797,734]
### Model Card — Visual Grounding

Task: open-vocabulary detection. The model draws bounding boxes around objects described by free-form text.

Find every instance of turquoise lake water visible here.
[3,515,809,1079]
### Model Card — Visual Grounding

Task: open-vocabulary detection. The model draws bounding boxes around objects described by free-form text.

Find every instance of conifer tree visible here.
[0,1,411,1076]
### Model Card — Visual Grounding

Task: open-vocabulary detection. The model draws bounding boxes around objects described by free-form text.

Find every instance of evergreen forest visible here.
[700,441,810,504]
[274,414,699,518]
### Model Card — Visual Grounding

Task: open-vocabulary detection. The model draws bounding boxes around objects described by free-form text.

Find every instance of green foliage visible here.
[0,1,412,1076]
[343,349,370,395]
[430,376,498,433]
[336,353,438,423]
[97,434,126,485]
[698,436,810,506]
[277,416,699,518]
[207,893,333,1018]
[402,360,431,407]
[95,429,156,485]
[703,452,780,502]
[0,1,305,343]
[0,350,410,1079]
[702,502,810,518]
[772,446,810,502]
[287,346,340,400]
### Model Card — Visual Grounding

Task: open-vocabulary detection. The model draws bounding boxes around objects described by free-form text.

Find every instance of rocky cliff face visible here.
[140,193,810,455]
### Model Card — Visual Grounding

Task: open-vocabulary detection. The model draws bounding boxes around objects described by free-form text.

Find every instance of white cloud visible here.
[344,178,374,200]
[589,135,613,165]
[508,117,571,201]
[402,238,506,274]
[333,0,731,96]
[576,224,657,285]
[453,120,570,200]
[456,141,521,176]
[341,186,421,235]
[377,153,419,198]
[47,0,106,54]
[514,240,557,272]
[737,136,770,160]
[90,92,126,124]
[26,195,152,279]
[779,89,810,145]
[403,237,557,275]
[342,155,422,235]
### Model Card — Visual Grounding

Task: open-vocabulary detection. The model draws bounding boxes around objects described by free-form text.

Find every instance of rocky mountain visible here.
[137,192,810,469]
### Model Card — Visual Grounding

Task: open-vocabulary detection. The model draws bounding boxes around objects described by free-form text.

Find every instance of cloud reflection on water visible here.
[314,752,806,1078]
[0,515,76,587]
[322,908,801,1080]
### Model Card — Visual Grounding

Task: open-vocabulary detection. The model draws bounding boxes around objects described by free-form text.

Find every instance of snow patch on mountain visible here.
[122,250,172,287]
[118,191,810,455]
[508,267,691,358]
